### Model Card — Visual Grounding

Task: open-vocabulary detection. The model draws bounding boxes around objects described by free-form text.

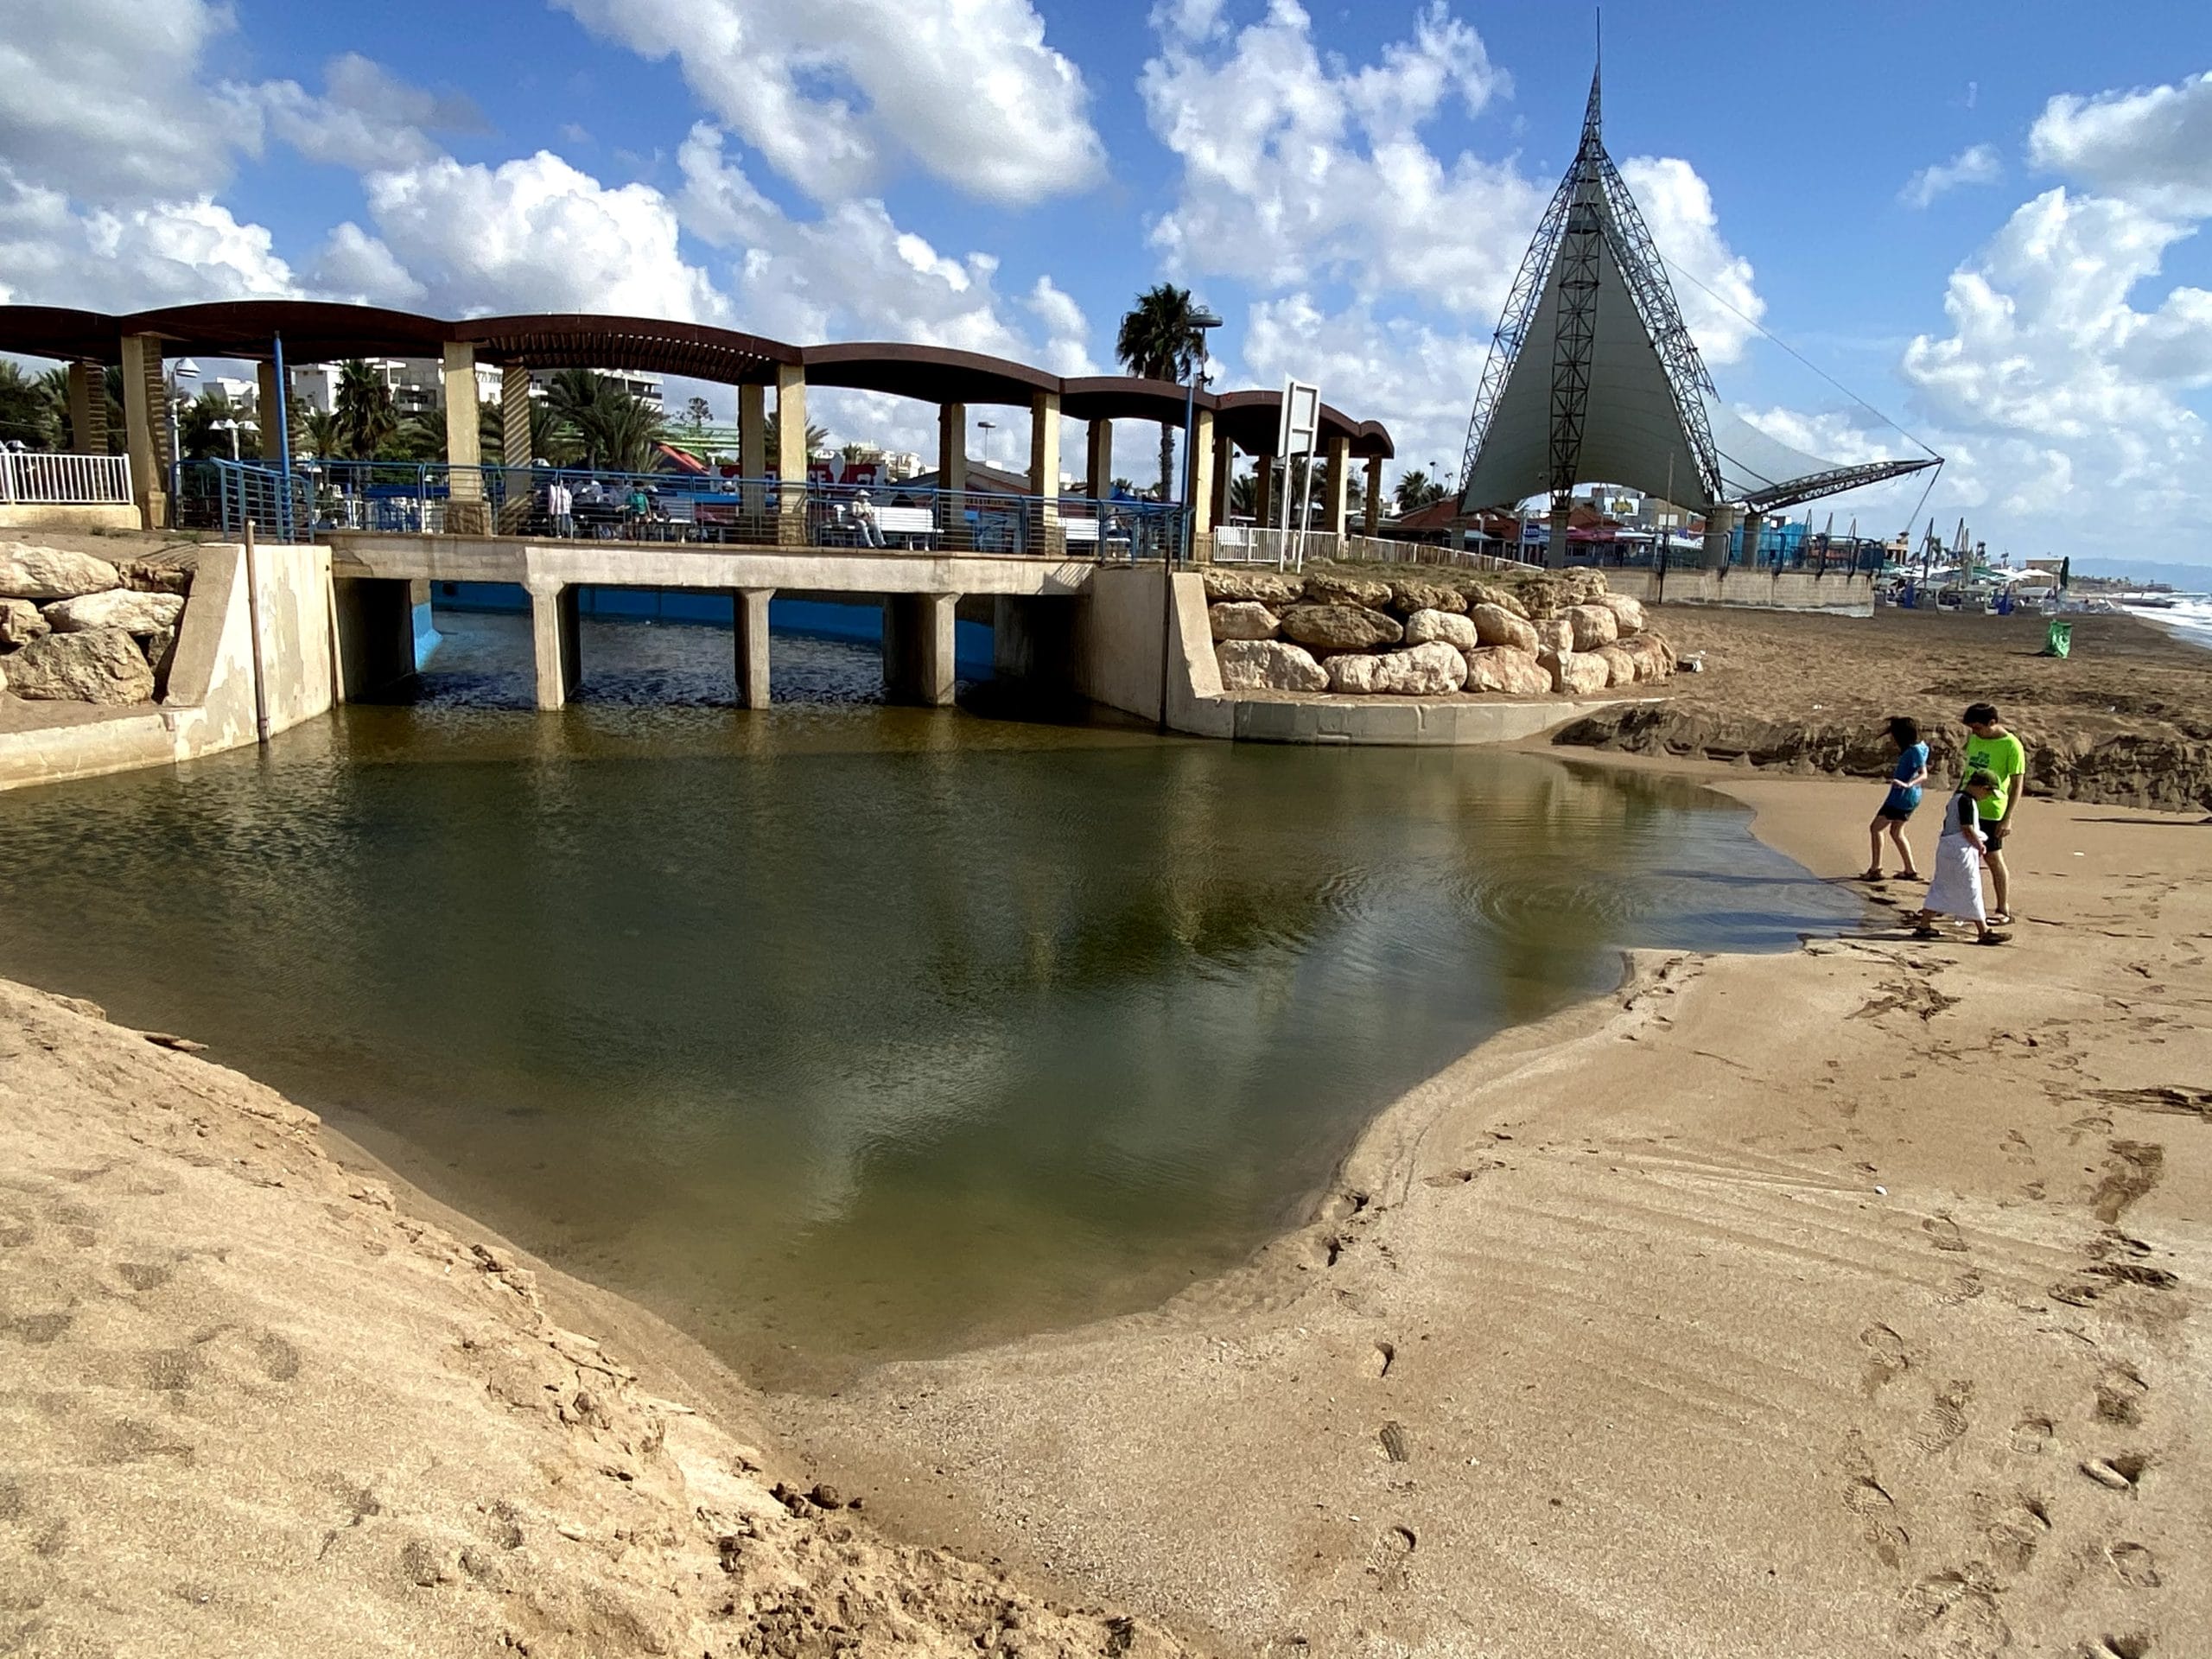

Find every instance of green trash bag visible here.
[2043,619,2072,658]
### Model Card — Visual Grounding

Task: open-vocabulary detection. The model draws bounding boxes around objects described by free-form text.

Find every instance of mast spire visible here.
[1585,10,1602,140]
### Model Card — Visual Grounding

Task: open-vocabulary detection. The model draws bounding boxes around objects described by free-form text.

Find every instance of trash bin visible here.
[2043,619,2072,658]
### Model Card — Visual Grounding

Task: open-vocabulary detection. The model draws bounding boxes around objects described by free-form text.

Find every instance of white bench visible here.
[1061,517,1099,546]
[876,505,936,547]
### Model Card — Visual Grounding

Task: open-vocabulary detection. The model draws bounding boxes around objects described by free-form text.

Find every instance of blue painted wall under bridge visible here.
[428,582,996,681]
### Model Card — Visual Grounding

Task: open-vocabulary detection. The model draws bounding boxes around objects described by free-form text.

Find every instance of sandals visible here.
[1897,868,1923,881]
[1859,868,1886,882]
[1976,931,2012,945]
[1913,925,1942,939]
[1988,910,2013,925]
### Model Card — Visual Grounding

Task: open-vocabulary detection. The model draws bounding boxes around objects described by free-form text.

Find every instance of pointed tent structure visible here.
[1457,65,1936,557]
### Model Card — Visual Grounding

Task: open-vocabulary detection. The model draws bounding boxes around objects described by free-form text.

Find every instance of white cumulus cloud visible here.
[1899,143,2003,209]
[553,0,1103,206]
[261,54,486,175]
[2029,69,2212,217]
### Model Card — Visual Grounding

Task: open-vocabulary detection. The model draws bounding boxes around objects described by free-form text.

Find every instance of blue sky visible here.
[3,0,2209,565]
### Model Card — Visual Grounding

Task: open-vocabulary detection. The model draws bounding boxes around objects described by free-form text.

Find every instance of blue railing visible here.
[181,459,1187,562]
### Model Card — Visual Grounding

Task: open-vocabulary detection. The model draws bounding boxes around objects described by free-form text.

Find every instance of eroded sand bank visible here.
[4,768,2207,1658]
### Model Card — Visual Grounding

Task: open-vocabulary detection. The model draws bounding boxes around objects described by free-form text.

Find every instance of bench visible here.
[1061,517,1099,546]
[876,505,935,548]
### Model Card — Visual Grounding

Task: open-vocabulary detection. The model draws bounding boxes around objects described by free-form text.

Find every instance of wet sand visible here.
[4,758,2207,1656]
[778,771,2211,1656]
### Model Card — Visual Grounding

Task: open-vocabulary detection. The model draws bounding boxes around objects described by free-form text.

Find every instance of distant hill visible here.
[2063,556,2212,592]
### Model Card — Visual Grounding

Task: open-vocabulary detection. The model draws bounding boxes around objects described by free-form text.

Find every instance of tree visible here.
[388,409,448,462]
[334,360,398,459]
[1116,283,1210,501]
[176,389,239,460]
[1393,468,1447,514]
[684,395,712,429]
[0,360,60,449]
[301,407,344,459]
[545,368,666,471]
[761,409,829,469]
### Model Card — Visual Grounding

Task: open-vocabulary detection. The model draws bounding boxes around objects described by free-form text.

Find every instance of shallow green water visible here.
[0,610,1859,1387]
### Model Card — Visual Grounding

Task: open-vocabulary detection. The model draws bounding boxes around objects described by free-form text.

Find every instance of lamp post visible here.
[1161,305,1224,733]
[166,358,200,510]
[976,418,995,471]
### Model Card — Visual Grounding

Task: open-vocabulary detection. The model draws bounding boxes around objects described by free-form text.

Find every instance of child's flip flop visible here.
[1976,931,2012,945]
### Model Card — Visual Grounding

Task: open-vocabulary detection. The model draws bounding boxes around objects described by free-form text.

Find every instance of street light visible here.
[976,418,995,470]
[167,358,200,509]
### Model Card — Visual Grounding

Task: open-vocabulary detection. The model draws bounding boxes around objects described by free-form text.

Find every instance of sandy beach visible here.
[5,727,2208,1655]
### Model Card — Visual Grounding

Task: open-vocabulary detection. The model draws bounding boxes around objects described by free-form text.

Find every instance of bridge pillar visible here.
[526,577,581,710]
[883,592,957,706]
[1325,434,1351,541]
[254,359,286,462]
[1028,391,1062,556]
[734,587,772,709]
[1084,416,1111,503]
[499,363,533,531]
[740,383,766,530]
[1210,424,1232,527]
[331,577,418,699]
[1186,405,1217,564]
[1546,494,1573,569]
[1737,508,1765,569]
[442,343,487,534]
[937,402,969,550]
[120,333,168,530]
[67,361,107,454]
[774,364,807,547]
[1363,455,1382,537]
[1700,505,1737,571]
[1253,450,1274,531]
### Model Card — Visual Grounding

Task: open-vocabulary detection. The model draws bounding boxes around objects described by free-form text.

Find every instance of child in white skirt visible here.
[1910,769,2011,944]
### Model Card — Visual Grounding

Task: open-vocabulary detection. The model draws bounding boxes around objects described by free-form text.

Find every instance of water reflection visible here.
[0,611,1859,1388]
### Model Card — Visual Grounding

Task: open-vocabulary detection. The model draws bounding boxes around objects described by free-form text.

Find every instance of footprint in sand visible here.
[1909,1382,1972,1456]
[1937,1268,1985,1306]
[1859,1325,1910,1395]
[1894,1568,2010,1659]
[1923,1214,1969,1253]
[1980,1496,2050,1574]
[2107,1542,2159,1587]
[2080,1452,2150,1493]
[1844,1474,1910,1569]
[1362,1341,1395,1380]
[2009,1416,2054,1456]
[2094,1363,2148,1427]
[2089,1141,2165,1224]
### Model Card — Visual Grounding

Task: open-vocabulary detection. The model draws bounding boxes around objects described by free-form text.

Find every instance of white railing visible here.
[0,450,133,505]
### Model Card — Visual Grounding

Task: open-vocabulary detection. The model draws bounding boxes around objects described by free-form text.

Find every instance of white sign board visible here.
[1276,378,1323,554]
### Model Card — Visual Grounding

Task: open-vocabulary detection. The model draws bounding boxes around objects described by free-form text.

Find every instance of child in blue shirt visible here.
[1863,715,1930,882]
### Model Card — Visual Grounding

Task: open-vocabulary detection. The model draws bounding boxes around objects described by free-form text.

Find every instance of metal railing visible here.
[0,449,131,505]
[181,459,1188,562]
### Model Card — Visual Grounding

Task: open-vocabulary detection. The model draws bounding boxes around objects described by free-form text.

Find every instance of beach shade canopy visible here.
[1458,65,1939,517]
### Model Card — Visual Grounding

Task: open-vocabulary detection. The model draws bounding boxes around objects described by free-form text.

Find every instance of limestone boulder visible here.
[1280,602,1402,652]
[1302,574,1394,609]
[1402,608,1480,651]
[1461,581,1529,620]
[1469,602,1540,655]
[42,588,185,635]
[1326,640,1467,696]
[1215,639,1329,693]
[1618,632,1675,682]
[119,557,194,596]
[1541,648,1611,696]
[1204,569,1303,607]
[0,543,122,601]
[1464,646,1551,696]
[1529,616,1573,655]
[1566,603,1620,651]
[1593,644,1641,688]
[4,626,156,703]
[1210,601,1281,641]
[141,626,179,696]
[1389,579,1466,616]
[1,595,50,649]
[1592,591,1647,635]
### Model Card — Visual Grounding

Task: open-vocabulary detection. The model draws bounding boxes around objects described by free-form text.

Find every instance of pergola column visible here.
[739,383,766,526]
[67,362,107,454]
[1363,456,1382,537]
[1700,505,1736,571]
[254,359,285,463]
[938,401,969,550]
[442,342,486,534]
[1738,508,1765,568]
[774,364,807,547]
[1187,404,1217,563]
[1084,418,1111,502]
[734,587,772,708]
[1210,424,1233,526]
[1325,435,1351,539]
[119,334,168,530]
[1028,391,1062,556]
[499,363,533,531]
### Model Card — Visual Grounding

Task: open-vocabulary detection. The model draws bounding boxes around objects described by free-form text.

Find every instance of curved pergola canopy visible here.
[0,298,1395,458]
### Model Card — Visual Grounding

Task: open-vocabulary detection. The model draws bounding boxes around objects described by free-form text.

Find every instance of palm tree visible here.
[585,394,667,473]
[300,407,343,459]
[101,366,128,454]
[1393,468,1447,514]
[176,389,238,460]
[334,360,398,459]
[761,409,828,470]
[389,409,447,462]
[1116,284,1210,500]
[0,360,60,449]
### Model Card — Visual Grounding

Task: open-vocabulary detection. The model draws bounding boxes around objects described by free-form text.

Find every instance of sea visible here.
[2128,594,2212,652]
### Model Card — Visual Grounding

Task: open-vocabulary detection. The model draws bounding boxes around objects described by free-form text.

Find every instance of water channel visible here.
[0,608,1860,1388]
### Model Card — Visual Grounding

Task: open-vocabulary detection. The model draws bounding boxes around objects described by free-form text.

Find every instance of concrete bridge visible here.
[328,532,1098,710]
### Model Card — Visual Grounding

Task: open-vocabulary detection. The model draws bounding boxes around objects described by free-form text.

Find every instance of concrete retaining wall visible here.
[0,542,335,792]
[1603,567,1874,613]
[0,504,140,531]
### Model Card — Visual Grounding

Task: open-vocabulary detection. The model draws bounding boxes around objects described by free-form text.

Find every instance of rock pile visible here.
[0,542,190,705]
[1205,564,1674,701]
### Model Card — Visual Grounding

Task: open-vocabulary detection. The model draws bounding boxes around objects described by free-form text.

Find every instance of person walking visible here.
[1910,768,2011,944]
[546,477,574,538]
[1961,702,2027,924]
[1862,715,1929,882]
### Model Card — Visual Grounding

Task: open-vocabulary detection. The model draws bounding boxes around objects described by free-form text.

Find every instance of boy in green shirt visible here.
[1961,702,2026,924]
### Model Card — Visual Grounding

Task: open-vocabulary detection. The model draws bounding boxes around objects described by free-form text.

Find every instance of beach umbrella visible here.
[2059,556,2071,590]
